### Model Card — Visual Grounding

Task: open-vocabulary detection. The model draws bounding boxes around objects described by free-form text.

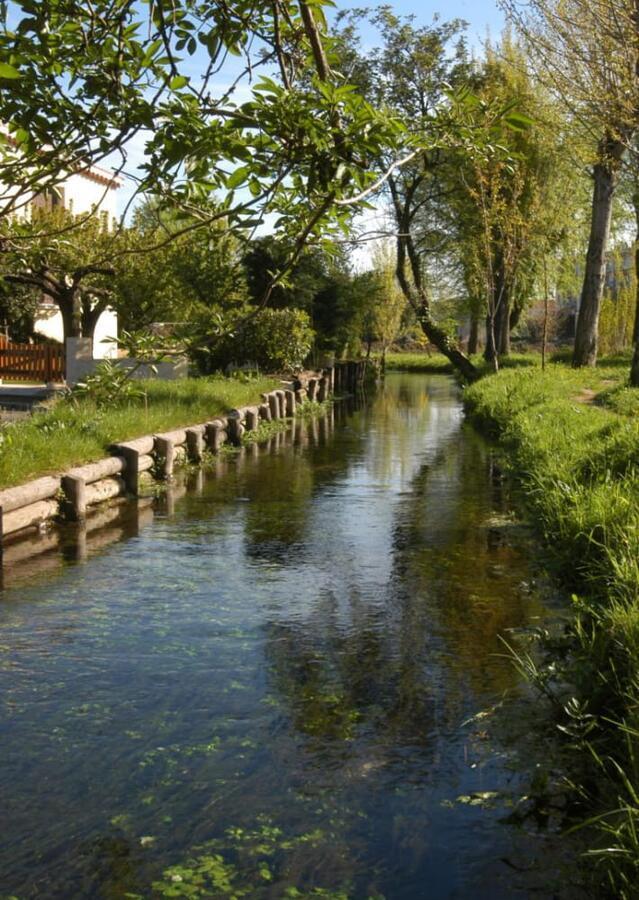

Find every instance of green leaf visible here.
[504,111,534,132]
[0,63,21,79]
[169,75,189,91]
[226,166,250,189]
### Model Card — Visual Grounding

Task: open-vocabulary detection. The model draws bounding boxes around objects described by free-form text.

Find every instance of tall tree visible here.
[449,37,581,368]
[333,9,484,380]
[502,0,639,367]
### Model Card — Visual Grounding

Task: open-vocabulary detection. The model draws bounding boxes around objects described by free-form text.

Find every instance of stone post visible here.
[154,435,175,479]
[186,426,205,463]
[61,474,86,522]
[205,421,227,453]
[268,393,280,419]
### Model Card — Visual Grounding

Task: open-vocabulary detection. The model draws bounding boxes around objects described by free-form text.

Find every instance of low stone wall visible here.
[65,337,188,386]
[0,361,370,549]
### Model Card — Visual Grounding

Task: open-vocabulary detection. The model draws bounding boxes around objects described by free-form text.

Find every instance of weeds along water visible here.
[465,358,639,896]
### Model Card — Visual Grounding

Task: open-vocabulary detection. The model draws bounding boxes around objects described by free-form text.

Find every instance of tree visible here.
[115,201,249,332]
[502,0,639,367]
[0,0,405,296]
[449,37,580,368]
[333,10,527,380]
[0,208,116,340]
[366,241,406,368]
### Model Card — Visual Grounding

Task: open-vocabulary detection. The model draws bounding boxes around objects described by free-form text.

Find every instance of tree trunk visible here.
[394,228,479,382]
[631,338,639,386]
[58,293,82,341]
[573,154,621,367]
[484,312,497,364]
[632,190,639,348]
[415,306,479,381]
[468,312,479,355]
[81,297,106,341]
[496,285,510,356]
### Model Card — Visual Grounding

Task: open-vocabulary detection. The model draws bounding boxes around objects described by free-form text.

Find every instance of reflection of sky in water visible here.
[0,374,579,899]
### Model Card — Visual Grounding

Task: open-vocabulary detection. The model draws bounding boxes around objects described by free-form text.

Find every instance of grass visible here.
[464,352,639,894]
[0,375,279,490]
[383,348,540,377]
[383,351,454,373]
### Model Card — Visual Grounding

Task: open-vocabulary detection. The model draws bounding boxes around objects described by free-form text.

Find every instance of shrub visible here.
[194,307,314,374]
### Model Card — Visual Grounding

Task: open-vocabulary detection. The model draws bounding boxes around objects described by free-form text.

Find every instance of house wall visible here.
[64,170,119,219]
[34,307,119,359]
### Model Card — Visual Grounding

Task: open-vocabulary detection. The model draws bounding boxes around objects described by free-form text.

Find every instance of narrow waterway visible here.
[0,374,579,899]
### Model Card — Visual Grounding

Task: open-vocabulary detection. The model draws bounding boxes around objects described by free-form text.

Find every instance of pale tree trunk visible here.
[468,312,479,355]
[631,190,639,386]
[541,257,549,371]
[484,312,498,367]
[496,284,511,356]
[573,147,623,367]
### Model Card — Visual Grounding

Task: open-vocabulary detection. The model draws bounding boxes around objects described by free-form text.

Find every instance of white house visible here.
[31,163,122,359]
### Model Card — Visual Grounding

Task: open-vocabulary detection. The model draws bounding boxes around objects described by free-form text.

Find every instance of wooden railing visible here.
[0,338,65,383]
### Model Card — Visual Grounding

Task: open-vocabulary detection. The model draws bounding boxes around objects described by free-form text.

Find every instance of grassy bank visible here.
[465,358,639,894]
[0,376,279,489]
[384,349,540,376]
[383,351,454,373]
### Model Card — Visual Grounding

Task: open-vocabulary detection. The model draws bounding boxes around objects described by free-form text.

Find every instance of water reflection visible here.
[0,374,578,899]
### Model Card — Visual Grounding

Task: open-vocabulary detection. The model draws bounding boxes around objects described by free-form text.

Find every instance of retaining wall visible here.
[0,360,370,550]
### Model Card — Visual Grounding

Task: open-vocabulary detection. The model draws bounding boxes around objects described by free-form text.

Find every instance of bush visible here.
[194,307,314,374]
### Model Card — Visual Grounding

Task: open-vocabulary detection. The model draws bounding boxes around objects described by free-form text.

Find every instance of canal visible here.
[0,373,579,898]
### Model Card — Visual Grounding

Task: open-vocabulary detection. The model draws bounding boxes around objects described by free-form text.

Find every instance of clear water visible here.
[0,374,578,899]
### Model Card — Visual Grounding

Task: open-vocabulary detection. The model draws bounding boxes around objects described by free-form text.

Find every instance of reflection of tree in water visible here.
[392,426,548,701]
[238,419,367,563]
[261,398,546,762]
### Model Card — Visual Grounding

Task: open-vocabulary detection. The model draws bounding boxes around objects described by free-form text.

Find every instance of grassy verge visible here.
[384,349,541,376]
[0,376,279,489]
[383,351,454,373]
[465,357,639,893]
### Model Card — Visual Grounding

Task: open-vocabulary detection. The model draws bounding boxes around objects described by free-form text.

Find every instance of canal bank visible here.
[0,373,584,898]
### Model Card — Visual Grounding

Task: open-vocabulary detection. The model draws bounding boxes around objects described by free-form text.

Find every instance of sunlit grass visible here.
[465,357,639,891]
[0,375,279,489]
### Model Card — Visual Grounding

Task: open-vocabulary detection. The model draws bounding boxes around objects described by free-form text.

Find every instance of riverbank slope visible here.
[465,358,639,894]
[0,376,279,489]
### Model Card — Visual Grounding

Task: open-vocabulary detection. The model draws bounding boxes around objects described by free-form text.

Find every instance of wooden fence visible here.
[0,336,65,383]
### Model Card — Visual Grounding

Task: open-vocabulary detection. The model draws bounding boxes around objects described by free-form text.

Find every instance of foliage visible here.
[504,0,639,369]
[115,200,249,332]
[598,247,637,355]
[192,307,314,374]
[152,819,351,899]
[71,330,181,408]
[71,359,144,409]
[450,35,583,365]
[383,352,454,374]
[243,236,331,313]
[0,0,406,265]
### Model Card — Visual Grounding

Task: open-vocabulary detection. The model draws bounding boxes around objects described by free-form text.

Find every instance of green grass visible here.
[465,356,639,893]
[0,375,279,489]
[383,351,454,373]
[384,348,541,377]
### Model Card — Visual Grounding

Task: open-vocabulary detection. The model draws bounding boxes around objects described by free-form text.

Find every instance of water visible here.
[0,374,579,899]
